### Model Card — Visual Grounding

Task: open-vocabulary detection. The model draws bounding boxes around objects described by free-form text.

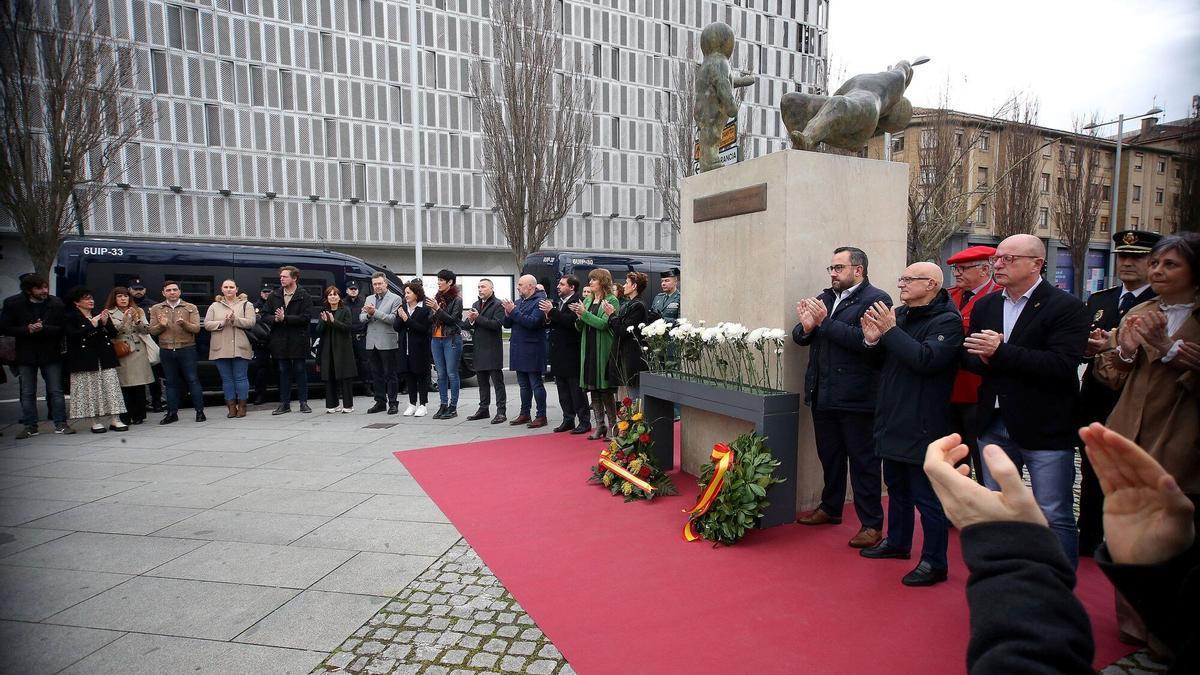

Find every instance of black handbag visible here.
[247,319,271,347]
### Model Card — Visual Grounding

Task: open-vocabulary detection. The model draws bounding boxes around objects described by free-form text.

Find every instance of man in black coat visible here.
[261,265,315,414]
[465,278,507,424]
[859,263,963,586]
[1077,229,1161,557]
[250,283,275,405]
[128,278,164,412]
[793,246,892,548]
[541,274,590,434]
[0,273,72,437]
[962,234,1090,568]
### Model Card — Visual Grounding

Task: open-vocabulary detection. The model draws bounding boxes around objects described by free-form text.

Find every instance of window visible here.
[1156,159,1166,173]
[1100,216,1109,233]
[249,65,264,106]
[919,165,935,185]
[890,134,904,152]
[1154,217,1163,231]
[1042,141,1053,158]
[978,132,989,151]
[324,118,337,157]
[204,104,220,146]
[320,33,334,73]
[1038,207,1049,229]
[1133,153,1143,171]
[1178,166,1185,179]
[1155,189,1163,205]
[975,202,987,224]
[150,49,168,93]
[167,5,182,49]
[1102,184,1111,201]
[1132,185,1142,202]
[1040,172,1050,193]
[1131,216,1140,228]
[280,70,293,110]
[182,7,199,51]
[1057,176,1063,194]
[954,130,963,148]
[920,129,937,149]
[977,166,989,187]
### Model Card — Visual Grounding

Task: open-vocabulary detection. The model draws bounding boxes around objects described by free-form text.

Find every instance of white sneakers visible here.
[326,405,343,414]
[342,407,354,414]
[414,405,427,417]
[402,404,416,416]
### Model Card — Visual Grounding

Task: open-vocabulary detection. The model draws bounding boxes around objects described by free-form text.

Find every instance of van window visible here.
[177,275,215,312]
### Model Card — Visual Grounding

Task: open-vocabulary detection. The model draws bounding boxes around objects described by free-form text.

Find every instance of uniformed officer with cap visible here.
[125,278,164,411]
[1077,228,1162,556]
[651,267,681,322]
[250,282,276,405]
[344,279,371,394]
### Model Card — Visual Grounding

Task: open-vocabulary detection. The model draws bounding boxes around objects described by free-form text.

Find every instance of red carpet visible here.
[396,432,1133,674]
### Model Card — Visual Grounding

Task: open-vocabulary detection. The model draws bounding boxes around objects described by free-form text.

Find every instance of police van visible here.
[521,250,680,304]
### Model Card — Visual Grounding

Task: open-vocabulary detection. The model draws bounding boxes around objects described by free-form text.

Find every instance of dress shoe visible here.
[195,411,207,422]
[149,403,165,413]
[860,540,911,560]
[509,414,532,425]
[570,422,592,435]
[387,403,399,415]
[553,420,575,433]
[442,405,458,419]
[587,424,607,440]
[272,405,291,415]
[299,402,312,413]
[432,405,449,419]
[251,395,265,406]
[367,402,386,414]
[527,416,548,429]
[159,413,179,425]
[848,527,883,549]
[901,561,948,587]
[490,413,506,424]
[466,408,490,421]
[796,510,842,526]
[109,423,129,432]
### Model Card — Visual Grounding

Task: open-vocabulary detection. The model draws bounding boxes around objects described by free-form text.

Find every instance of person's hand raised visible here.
[861,312,882,344]
[923,434,1047,529]
[1079,423,1195,565]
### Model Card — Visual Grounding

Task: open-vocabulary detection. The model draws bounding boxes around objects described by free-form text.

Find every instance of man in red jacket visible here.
[946,245,1001,482]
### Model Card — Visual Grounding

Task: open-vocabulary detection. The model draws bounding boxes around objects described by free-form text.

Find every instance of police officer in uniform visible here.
[650,267,681,322]
[344,280,371,396]
[250,283,275,405]
[1077,228,1161,556]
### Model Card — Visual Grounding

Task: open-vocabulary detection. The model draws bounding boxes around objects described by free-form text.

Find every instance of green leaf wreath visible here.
[690,432,784,545]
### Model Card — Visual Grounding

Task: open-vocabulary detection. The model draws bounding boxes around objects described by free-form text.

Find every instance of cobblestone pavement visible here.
[313,540,572,675]
[1103,650,1169,674]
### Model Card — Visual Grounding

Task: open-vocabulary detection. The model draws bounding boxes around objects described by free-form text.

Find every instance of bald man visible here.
[502,274,550,427]
[858,262,963,586]
[961,234,1090,568]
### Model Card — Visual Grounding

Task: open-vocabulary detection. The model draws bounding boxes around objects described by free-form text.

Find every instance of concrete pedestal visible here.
[679,150,907,514]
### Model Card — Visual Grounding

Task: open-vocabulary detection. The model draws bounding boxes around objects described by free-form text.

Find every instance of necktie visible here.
[1119,292,1137,316]
[958,290,974,310]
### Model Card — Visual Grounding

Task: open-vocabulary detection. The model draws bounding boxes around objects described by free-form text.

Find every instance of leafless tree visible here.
[470,0,593,272]
[0,1,148,279]
[1169,119,1200,232]
[1056,119,1106,298]
[994,96,1043,238]
[652,48,695,233]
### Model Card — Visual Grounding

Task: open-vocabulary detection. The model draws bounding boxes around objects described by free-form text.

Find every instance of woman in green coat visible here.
[572,268,620,440]
[318,286,357,413]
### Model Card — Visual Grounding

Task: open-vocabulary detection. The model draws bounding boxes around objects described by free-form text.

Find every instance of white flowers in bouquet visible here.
[637,316,789,392]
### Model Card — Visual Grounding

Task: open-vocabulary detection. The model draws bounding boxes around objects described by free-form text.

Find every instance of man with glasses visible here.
[793,246,892,549]
[962,234,1089,568]
[946,246,1001,481]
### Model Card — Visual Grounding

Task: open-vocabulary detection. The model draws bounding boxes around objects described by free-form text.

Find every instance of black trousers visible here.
[476,369,506,413]
[120,385,147,423]
[148,364,163,408]
[950,402,984,484]
[368,348,399,404]
[352,336,370,385]
[554,375,589,423]
[405,371,429,405]
[324,378,354,409]
[251,350,274,400]
[811,408,883,529]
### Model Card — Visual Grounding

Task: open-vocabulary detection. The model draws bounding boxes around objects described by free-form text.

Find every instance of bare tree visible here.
[470,0,593,272]
[1169,118,1200,232]
[1056,119,1105,298]
[652,49,695,233]
[0,1,148,279]
[994,96,1043,238]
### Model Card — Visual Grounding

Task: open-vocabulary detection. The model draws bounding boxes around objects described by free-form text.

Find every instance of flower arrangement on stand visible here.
[637,319,789,393]
[588,397,677,501]
[683,432,785,545]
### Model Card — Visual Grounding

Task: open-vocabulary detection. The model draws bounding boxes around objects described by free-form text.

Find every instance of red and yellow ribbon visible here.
[683,443,735,541]
[598,448,655,495]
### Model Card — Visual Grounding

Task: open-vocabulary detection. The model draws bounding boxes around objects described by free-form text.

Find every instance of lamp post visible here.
[1083,106,1162,282]
[407,0,424,278]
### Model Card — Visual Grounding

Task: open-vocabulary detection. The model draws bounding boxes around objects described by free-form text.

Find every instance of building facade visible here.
[0,0,829,291]
[865,109,1196,295]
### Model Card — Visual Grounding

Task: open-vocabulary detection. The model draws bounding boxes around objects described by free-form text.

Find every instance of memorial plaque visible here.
[692,183,767,223]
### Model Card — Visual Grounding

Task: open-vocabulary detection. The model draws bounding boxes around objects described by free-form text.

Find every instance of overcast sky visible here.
[827,0,1200,132]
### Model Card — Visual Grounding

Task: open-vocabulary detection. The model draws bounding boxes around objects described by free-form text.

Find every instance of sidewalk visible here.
[0,381,574,674]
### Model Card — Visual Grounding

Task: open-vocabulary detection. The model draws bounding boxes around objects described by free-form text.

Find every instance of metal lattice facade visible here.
[76,0,829,255]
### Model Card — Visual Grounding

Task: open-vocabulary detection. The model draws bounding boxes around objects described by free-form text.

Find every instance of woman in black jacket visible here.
[64,287,128,434]
[427,269,464,419]
[318,286,357,413]
[395,281,433,416]
[604,272,650,401]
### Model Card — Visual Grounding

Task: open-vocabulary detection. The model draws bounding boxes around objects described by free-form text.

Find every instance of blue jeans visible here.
[277,358,308,405]
[883,459,949,570]
[516,370,547,418]
[979,415,1079,568]
[18,362,66,426]
[431,335,462,406]
[214,358,250,401]
[160,347,205,414]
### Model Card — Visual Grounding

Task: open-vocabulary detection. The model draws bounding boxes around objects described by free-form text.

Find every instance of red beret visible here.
[947,245,996,265]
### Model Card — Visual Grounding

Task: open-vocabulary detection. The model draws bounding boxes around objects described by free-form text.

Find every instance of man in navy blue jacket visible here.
[793,246,892,548]
[503,274,549,428]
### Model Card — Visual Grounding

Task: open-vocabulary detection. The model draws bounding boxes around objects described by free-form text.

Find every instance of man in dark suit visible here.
[793,246,893,548]
[962,234,1090,567]
[1076,229,1161,556]
[541,275,591,434]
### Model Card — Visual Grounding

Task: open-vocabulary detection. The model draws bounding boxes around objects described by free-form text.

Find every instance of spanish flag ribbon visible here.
[598,448,655,495]
[683,443,734,541]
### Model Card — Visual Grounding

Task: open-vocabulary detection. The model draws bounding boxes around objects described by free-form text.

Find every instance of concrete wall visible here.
[679,150,907,514]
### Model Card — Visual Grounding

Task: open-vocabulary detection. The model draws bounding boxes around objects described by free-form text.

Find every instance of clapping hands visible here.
[794,297,827,334]
[860,301,895,343]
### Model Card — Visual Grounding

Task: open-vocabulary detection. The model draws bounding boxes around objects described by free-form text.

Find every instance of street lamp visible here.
[1083,106,1162,281]
[408,1,425,278]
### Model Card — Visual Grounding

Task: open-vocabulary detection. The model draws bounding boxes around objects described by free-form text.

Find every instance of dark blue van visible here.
[521,250,681,304]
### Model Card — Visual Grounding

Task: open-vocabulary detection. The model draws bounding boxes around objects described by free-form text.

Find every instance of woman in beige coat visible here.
[204,279,257,417]
[105,287,155,425]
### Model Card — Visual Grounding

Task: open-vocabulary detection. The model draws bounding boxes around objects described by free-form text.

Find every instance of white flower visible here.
[638,322,646,329]
[768,328,787,341]
[746,328,765,345]
[775,348,783,354]
[627,325,635,333]
[698,319,706,325]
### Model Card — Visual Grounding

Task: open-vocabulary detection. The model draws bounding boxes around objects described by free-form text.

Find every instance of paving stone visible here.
[382,644,411,660]
[458,635,482,649]
[326,651,355,669]
[364,657,396,674]
[496,625,520,638]
[500,655,526,672]
[526,660,557,675]
[424,666,449,675]
[441,649,468,665]
[359,641,385,655]
[537,644,562,660]
[508,641,535,656]
[520,628,543,641]
[373,628,396,641]
[469,653,499,669]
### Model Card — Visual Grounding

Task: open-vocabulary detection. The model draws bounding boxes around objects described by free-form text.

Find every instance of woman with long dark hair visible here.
[395,281,433,416]
[65,287,127,433]
[318,286,357,413]
[105,287,154,425]
[605,271,650,402]
[573,268,620,440]
[427,269,464,419]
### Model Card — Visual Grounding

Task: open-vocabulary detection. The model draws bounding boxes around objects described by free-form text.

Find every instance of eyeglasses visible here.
[988,254,1040,266]
[952,263,985,273]
[897,276,933,285]
[826,264,861,273]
